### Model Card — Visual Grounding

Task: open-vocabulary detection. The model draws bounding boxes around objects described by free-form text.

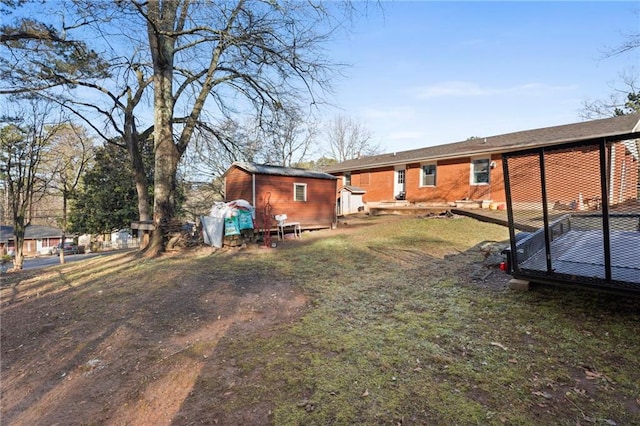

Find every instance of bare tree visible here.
[44,123,93,264]
[326,114,379,162]
[583,20,640,118]
[0,99,61,270]
[137,0,346,254]
[185,108,317,180]
[2,1,351,255]
[0,8,154,225]
[178,117,261,216]
[596,30,640,199]
[182,108,318,214]
[183,118,261,184]
[603,23,639,57]
[260,108,319,167]
[581,69,640,119]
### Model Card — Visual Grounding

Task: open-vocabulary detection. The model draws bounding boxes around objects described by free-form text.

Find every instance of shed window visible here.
[421,163,437,186]
[294,183,307,202]
[471,158,490,185]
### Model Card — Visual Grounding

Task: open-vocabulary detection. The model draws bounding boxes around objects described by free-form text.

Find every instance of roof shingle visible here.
[1,225,64,242]
[324,114,640,173]
[227,161,338,180]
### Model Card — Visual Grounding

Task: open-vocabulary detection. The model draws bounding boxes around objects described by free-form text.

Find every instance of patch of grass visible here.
[212,217,640,425]
[3,216,639,425]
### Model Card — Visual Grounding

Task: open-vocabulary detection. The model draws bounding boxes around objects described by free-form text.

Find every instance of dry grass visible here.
[2,215,639,425]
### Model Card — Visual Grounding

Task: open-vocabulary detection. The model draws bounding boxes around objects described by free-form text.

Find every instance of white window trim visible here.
[420,162,437,187]
[470,157,491,185]
[343,172,351,186]
[294,182,307,202]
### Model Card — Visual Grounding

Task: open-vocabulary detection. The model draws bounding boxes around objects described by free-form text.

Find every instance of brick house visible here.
[0,225,66,257]
[324,114,639,212]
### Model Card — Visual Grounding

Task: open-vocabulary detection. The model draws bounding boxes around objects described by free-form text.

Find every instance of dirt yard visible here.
[1,214,638,425]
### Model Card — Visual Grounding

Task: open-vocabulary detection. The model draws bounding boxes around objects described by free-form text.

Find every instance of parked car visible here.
[52,242,79,256]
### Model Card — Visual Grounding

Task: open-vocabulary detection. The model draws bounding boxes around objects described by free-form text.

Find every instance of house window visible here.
[471,158,490,184]
[344,172,351,186]
[294,183,307,202]
[397,169,405,184]
[421,163,437,186]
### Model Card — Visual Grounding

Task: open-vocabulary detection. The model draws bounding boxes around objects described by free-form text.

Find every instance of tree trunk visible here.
[149,135,180,254]
[127,134,151,223]
[133,159,151,222]
[146,1,178,256]
[124,111,151,223]
[59,191,67,264]
[12,216,25,270]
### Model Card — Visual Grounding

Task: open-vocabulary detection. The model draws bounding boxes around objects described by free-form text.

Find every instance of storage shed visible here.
[337,185,366,216]
[224,162,338,232]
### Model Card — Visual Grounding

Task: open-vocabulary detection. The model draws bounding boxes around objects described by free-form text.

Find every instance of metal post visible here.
[599,140,613,282]
[502,153,518,271]
[538,148,553,274]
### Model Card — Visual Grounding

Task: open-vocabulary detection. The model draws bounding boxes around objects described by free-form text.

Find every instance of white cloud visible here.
[388,130,427,141]
[361,106,417,121]
[412,81,577,99]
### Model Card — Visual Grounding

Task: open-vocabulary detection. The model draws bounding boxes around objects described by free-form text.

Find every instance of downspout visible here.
[608,144,616,205]
[252,173,256,207]
[619,159,626,203]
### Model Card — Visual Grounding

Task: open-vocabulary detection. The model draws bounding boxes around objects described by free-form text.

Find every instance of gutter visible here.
[325,131,640,173]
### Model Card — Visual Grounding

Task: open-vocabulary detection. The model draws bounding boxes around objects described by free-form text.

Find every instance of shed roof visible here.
[227,161,338,180]
[324,114,640,173]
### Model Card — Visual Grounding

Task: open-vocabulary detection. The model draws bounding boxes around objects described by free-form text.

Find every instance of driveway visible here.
[21,250,128,270]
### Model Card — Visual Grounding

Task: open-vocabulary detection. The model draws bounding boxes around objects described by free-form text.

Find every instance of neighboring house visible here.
[324,114,640,211]
[0,225,67,256]
[223,162,339,230]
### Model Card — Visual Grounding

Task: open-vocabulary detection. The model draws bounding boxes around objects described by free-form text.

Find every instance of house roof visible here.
[339,185,366,194]
[0,225,65,243]
[0,225,12,243]
[324,114,640,173]
[226,161,338,180]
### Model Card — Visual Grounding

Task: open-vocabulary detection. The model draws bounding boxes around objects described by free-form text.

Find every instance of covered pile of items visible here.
[201,199,255,248]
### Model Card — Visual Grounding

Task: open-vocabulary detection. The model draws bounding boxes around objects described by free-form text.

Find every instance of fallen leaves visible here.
[297,399,316,412]
[490,341,508,351]
[584,370,602,380]
[532,390,553,400]
[582,367,614,384]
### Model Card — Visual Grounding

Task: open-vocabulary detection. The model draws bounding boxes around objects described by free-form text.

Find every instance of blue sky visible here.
[324,1,640,153]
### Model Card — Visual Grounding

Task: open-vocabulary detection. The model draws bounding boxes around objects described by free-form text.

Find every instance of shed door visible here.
[343,191,352,214]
